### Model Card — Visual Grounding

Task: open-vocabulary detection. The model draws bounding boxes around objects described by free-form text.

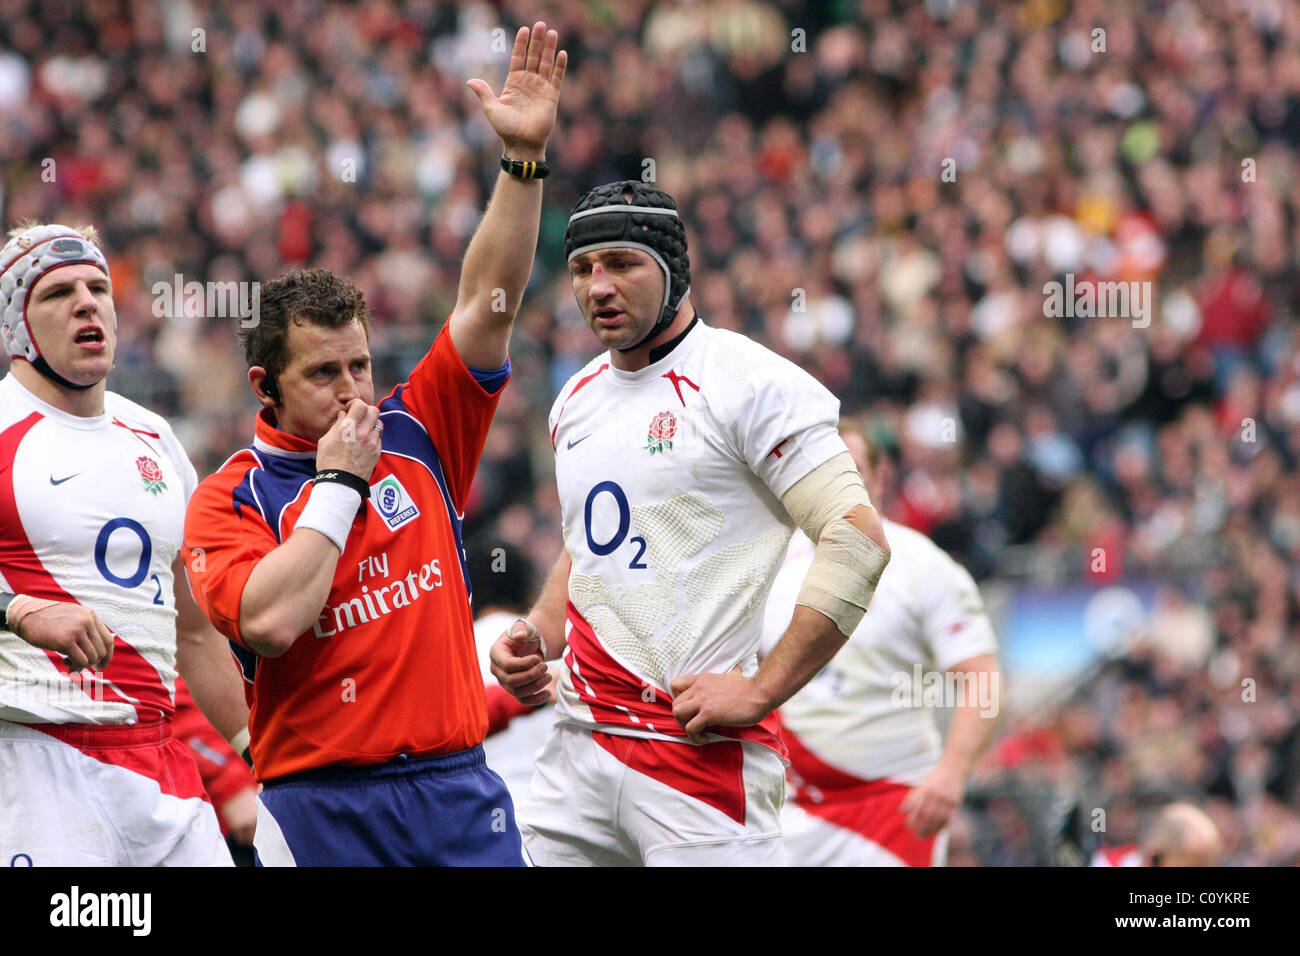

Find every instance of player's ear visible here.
[249,366,279,407]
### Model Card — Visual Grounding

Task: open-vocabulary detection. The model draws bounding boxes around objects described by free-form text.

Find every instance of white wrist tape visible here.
[6,594,35,635]
[228,727,251,755]
[7,593,34,618]
[294,482,361,553]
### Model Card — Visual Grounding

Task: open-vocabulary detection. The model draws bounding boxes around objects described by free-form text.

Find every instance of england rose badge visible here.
[136,456,167,495]
[645,411,676,454]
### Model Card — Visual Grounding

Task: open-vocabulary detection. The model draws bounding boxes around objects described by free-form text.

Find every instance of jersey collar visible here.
[608,316,704,385]
[646,315,699,364]
[252,407,318,459]
[0,372,110,429]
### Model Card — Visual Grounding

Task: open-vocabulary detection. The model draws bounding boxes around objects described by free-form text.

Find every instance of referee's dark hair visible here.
[465,537,535,614]
[242,267,370,404]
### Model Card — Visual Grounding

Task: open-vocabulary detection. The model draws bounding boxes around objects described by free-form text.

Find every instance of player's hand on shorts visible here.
[11,597,115,672]
[490,619,552,706]
[466,21,567,156]
[219,787,259,847]
[316,399,383,482]
[900,761,965,838]
[670,670,770,744]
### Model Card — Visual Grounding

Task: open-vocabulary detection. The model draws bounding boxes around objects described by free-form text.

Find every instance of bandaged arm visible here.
[752,452,890,711]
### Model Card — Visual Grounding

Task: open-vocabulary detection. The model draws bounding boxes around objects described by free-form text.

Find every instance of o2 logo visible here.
[94,518,162,604]
[584,481,647,569]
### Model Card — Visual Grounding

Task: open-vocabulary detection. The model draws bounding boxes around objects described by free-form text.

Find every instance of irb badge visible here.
[369,474,420,531]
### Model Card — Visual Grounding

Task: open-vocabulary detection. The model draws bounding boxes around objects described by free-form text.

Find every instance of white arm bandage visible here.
[780,452,890,637]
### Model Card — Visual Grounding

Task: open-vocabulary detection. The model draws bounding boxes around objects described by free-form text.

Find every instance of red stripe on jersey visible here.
[550,363,609,449]
[30,720,210,803]
[592,730,748,825]
[778,711,873,800]
[778,715,936,866]
[563,602,784,755]
[0,412,168,720]
[662,369,700,407]
[112,416,162,454]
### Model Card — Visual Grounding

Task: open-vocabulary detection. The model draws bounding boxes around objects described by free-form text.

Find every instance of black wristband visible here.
[314,469,370,498]
[501,154,550,179]
[0,591,14,631]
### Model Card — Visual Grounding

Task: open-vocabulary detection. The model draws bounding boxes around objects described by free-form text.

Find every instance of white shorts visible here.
[520,721,785,866]
[781,801,948,867]
[0,719,232,867]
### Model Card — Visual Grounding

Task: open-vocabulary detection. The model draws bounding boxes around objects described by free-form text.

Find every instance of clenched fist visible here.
[11,597,115,672]
[316,399,382,482]
[490,618,552,706]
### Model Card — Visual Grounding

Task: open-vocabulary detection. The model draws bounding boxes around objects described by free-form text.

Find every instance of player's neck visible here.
[9,361,106,417]
[612,302,696,372]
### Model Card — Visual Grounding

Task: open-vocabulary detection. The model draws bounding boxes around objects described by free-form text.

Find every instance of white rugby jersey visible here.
[548,319,847,749]
[0,374,197,724]
[761,518,997,785]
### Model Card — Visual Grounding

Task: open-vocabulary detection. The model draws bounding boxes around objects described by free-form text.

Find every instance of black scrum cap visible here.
[564,181,690,351]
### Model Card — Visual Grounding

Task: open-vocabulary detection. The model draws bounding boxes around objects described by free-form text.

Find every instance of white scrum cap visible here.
[0,223,111,361]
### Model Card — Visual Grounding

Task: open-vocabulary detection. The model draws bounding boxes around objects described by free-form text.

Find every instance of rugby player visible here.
[762,424,1000,866]
[0,222,248,866]
[491,181,891,865]
[1091,802,1223,867]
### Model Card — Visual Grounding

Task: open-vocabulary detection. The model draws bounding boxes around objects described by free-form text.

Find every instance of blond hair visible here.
[6,219,103,249]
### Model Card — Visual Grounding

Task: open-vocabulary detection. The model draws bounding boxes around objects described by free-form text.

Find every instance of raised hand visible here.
[466,21,567,159]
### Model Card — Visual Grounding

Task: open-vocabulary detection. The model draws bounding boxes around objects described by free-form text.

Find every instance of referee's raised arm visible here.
[448,21,567,369]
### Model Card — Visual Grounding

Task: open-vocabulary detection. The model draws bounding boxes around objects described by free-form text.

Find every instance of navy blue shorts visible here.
[253,746,526,866]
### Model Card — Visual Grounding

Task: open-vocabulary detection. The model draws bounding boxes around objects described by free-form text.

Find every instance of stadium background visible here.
[1,0,1297,865]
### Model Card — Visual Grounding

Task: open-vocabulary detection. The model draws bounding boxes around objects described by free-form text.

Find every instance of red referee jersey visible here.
[182,327,506,781]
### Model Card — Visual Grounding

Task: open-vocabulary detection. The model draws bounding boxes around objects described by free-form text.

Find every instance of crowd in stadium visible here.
[1,0,1297,864]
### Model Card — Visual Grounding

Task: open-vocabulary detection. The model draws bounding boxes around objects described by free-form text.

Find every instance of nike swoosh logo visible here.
[49,473,80,486]
[566,434,590,450]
